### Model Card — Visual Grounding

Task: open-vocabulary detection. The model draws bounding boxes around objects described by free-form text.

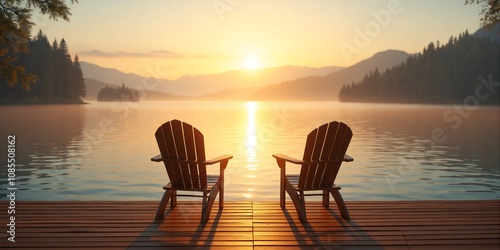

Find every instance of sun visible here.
[244,57,259,70]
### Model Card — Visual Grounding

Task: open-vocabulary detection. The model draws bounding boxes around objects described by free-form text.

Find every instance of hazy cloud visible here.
[79,49,185,58]
[79,49,235,59]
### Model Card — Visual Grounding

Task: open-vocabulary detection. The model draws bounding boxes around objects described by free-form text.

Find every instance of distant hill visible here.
[250,50,410,101]
[165,65,344,96]
[339,31,500,105]
[81,62,147,90]
[81,62,344,97]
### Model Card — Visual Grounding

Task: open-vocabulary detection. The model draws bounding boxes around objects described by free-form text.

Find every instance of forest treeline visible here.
[339,31,500,105]
[97,84,139,102]
[0,31,86,104]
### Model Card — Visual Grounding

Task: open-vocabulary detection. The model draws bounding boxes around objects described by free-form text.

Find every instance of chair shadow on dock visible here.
[275,205,390,249]
[281,207,346,248]
[126,202,232,249]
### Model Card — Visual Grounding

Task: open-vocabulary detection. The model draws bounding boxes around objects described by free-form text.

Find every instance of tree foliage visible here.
[0,0,77,90]
[466,0,500,28]
[0,30,86,104]
[339,32,500,105]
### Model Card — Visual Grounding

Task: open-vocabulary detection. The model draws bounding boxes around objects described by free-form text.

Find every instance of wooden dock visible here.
[0,200,499,249]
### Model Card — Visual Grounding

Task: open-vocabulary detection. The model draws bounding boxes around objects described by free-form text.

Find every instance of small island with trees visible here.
[97,83,140,102]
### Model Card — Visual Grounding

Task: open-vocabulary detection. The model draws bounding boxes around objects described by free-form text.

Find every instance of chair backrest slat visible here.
[157,121,183,188]
[182,122,200,189]
[299,121,352,189]
[321,122,352,187]
[155,120,207,190]
[314,122,339,187]
[171,120,192,189]
[193,123,207,189]
[299,129,317,187]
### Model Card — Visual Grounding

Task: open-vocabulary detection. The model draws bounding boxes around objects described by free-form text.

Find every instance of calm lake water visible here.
[0,101,499,201]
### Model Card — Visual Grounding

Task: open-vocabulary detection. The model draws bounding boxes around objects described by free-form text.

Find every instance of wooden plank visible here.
[254,247,411,250]
[0,200,253,249]
[251,200,499,249]
[0,200,498,249]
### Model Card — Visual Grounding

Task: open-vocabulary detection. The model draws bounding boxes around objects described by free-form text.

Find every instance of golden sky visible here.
[33,0,484,80]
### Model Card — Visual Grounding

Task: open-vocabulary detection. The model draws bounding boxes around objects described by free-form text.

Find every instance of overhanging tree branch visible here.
[0,0,77,90]
[466,0,500,28]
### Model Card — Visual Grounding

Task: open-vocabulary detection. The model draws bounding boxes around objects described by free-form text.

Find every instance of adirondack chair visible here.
[151,119,232,222]
[273,121,353,222]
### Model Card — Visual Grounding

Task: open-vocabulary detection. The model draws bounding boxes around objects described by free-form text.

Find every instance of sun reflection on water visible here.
[246,102,258,171]
[242,102,259,198]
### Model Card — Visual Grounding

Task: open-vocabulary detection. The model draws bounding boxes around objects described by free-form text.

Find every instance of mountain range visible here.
[82,49,410,101]
[82,63,344,100]
[251,50,410,101]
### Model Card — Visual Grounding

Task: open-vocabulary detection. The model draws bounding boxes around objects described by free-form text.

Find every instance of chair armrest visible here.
[151,154,163,162]
[273,154,304,165]
[273,153,354,164]
[151,154,233,165]
[205,155,233,165]
[344,154,354,162]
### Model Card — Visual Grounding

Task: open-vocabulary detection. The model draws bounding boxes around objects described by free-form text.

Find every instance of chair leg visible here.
[322,190,329,208]
[201,191,208,222]
[155,190,173,220]
[219,180,224,210]
[202,182,221,222]
[330,189,350,220]
[280,166,286,208]
[285,180,307,221]
[280,179,285,208]
[298,191,306,221]
[171,190,177,208]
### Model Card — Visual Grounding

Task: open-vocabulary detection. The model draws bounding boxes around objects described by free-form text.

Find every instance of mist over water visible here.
[0,101,499,201]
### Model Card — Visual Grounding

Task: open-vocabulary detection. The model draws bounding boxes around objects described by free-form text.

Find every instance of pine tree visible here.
[30,30,55,100]
[53,38,73,99]
[72,55,86,100]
